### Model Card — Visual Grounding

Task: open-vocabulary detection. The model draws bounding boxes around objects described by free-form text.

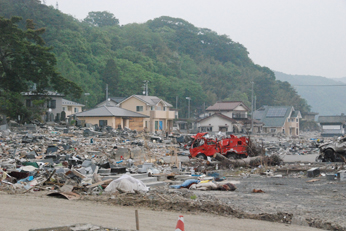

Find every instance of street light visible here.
[84,93,90,109]
[186,97,191,119]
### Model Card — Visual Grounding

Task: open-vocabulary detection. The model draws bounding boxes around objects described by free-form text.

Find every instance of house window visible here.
[136,106,143,112]
[151,106,154,111]
[296,118,298,122]
[163,107,166,111]
[62,107,66,111]
[68,106,72,111]
[74,108,79,113]
[219,126,228,132]
[270,128,276,133]
[200,126,212,132]
[145,121,148,128]
[26,100,32,107]
[155,121,158,130]
[99,120,107,127]
[47,100,56,109]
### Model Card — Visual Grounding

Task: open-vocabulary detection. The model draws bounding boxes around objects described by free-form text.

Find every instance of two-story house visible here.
[118,95,175,133]
[205,101,250,119]
[196,101,250,133]
[62,99,85,117]
[253,106,302,136]
[23,91,84,122]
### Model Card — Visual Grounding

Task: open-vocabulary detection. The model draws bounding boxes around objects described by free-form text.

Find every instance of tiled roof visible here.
[22,91,64,97]
[74,106,148,118]
[120,95,173,107]
[206,101,249,111]
[318,115,346,124]
[62,99,85,107]
[198,113,237,123]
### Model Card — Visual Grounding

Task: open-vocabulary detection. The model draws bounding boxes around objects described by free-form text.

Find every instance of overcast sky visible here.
[45,0,346,79]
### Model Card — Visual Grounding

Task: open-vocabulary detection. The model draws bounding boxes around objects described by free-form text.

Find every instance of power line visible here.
[293,84,346,87]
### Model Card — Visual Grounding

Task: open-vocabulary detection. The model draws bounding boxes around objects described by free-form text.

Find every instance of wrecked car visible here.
[189,132,249,160]
[317,136,346,162]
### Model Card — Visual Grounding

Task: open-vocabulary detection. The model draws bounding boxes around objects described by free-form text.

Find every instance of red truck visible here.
[189,132,249,160]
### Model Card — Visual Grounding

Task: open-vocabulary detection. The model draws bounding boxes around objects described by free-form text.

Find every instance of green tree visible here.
[83,11,119,27]
[102,59,120,96]
[0,16,82,120]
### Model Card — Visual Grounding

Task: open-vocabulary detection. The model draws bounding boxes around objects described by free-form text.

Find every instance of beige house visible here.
[74,106,148,131]
[62,99,85,117]
[118,95,175,133]
[253,106,302,136]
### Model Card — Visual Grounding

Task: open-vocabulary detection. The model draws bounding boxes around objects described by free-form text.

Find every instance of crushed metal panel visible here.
[47,191,80,200]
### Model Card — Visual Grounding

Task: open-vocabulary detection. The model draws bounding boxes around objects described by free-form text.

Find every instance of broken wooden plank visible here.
[86,179,113,189]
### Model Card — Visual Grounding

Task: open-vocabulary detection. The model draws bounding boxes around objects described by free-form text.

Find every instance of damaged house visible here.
[318,114,346,137]
[198,101,251,133]
[74,106,148,131]
[253,106,301,136]
[23,91,84,122]
[118,95,175,133]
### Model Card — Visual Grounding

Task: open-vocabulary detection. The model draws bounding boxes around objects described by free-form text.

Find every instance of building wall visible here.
[129,117,145,131]
[198,116,233,132]
[120,97,174,132]
[283,118,299,136]
[76,116,144,130]
[120,97,149,116]
[24,95,63,121]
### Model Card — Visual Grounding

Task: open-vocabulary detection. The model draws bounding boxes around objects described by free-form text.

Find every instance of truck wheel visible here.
[196,154,207,160]
[324,149,335,162]
[226,153,236,159]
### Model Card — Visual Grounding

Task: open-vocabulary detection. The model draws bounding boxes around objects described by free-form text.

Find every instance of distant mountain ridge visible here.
[274,71,346,116]
[331,77,346,83]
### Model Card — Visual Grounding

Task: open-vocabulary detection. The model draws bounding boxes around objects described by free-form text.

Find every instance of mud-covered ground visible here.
[190,175,346,230]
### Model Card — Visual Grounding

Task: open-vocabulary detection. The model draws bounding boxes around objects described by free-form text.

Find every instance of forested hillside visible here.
[0,0,311,118]
[275,71,346,116]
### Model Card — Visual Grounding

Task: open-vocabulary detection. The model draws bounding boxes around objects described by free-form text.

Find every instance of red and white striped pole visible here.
[175,215,184,231]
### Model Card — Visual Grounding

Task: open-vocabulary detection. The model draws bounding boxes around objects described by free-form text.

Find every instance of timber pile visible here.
[213,153,282,167]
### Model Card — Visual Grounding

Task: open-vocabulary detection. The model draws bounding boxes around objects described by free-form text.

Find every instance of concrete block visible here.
[307,167,320,177]
[130,147,142,159]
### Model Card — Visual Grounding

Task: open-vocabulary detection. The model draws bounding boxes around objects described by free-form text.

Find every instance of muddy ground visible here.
[187,175,346,230]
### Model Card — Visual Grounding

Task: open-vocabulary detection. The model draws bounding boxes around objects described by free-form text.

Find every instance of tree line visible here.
[0,0,311,121]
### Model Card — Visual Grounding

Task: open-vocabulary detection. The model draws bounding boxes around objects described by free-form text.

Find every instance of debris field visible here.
[1,123,345,230]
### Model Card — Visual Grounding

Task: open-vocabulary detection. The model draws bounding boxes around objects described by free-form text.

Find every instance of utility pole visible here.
[251,81,254,133]
[186,97,191,119]
[176,96,178,109]
[143,80,149,96]
[105,84,108,100]
[56,1,58,9]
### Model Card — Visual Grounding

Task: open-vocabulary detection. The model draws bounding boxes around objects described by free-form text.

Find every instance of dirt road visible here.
[0,193,320,231]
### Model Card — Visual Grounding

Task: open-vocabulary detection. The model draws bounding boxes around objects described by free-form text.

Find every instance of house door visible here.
[159,121,163,130]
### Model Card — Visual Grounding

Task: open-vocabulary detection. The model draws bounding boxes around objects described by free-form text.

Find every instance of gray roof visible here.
[206,101,249,111]
[120,95,173,107]
[22,90,64,97]
[74,106,149,118]
[291,111,301,118]
[254,106,296,127]
[318,115,346,124]
[109,97,127,104]
[62,99,85,107]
